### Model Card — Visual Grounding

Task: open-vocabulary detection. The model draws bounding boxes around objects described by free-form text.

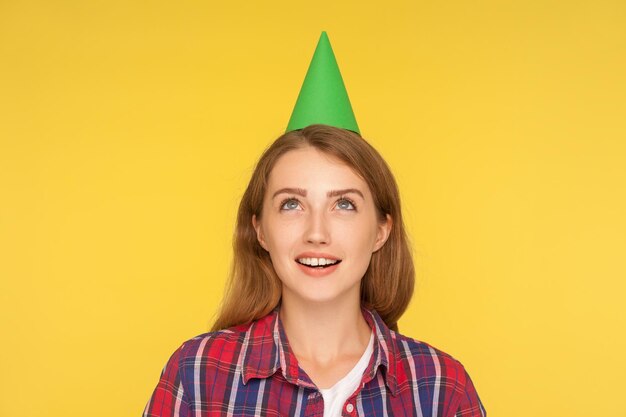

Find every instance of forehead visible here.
[267,147,368,192]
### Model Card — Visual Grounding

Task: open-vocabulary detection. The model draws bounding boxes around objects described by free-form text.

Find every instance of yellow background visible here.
[1,1,625,416]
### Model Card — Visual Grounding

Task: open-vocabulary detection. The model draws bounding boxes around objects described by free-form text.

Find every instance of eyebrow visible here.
[272,187,365,200]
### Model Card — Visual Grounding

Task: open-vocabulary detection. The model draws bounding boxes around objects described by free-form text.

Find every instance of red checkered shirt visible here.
[143,306,486,416]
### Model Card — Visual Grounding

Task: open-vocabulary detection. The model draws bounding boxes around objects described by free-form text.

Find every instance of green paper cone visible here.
[286,32,360,134]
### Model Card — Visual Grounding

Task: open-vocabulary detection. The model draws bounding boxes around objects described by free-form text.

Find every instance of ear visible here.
[252,214,268,251]
[373,214,393,253]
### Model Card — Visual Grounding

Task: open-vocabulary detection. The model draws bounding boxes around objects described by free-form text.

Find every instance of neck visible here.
[278,292,372,364]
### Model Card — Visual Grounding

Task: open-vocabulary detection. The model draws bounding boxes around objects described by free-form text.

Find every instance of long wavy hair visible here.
[211,124,414,332]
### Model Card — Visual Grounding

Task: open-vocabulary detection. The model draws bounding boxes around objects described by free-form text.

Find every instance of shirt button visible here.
[346,403,354,413]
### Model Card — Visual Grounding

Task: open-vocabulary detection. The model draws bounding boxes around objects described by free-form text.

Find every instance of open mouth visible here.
[295,258,342,269]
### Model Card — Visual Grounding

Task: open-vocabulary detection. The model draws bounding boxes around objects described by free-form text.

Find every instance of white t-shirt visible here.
[319,330,374,417]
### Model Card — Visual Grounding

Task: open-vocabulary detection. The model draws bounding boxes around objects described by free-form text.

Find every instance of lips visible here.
[295,252,341,261]
[294,252,342,277]
[296,259,342,268]
[295,259,341,277]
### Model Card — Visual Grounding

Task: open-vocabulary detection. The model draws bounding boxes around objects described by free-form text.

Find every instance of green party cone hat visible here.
[286,31,360,134]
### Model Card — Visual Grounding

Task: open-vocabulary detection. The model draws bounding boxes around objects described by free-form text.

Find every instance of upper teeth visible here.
[297,258,339,266]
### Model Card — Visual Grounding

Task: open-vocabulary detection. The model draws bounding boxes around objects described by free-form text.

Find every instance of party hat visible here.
[286,32,360,134]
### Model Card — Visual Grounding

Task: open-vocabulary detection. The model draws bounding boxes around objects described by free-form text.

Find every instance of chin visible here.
[284,284,359,306]
[299,292,342,304]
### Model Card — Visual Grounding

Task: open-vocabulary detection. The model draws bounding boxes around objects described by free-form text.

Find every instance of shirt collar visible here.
[240,305,399,396]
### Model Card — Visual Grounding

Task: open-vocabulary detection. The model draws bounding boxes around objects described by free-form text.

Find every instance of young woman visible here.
[143,124,486,417]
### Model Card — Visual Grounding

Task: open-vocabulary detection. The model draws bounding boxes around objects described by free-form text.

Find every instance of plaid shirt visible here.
[143,306,486,417]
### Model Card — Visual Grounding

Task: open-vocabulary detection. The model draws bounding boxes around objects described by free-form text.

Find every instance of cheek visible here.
[264,221,300,253]
[342,219,379,251]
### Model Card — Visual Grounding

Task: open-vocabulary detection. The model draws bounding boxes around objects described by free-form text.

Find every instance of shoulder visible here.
[171,322,253,365]
[144,323,258,413]
[390,330,471,390]
[390,331,486,415]
[162,310,279,373]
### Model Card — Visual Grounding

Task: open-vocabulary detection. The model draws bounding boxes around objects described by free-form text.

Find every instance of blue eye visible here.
[337,198,356,210]
[280,198,301,211]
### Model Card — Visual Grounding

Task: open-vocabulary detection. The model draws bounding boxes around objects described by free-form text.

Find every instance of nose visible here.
[304,209,330,245]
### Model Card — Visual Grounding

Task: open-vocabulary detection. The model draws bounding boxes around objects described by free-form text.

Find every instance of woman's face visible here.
[252,146,392,306]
